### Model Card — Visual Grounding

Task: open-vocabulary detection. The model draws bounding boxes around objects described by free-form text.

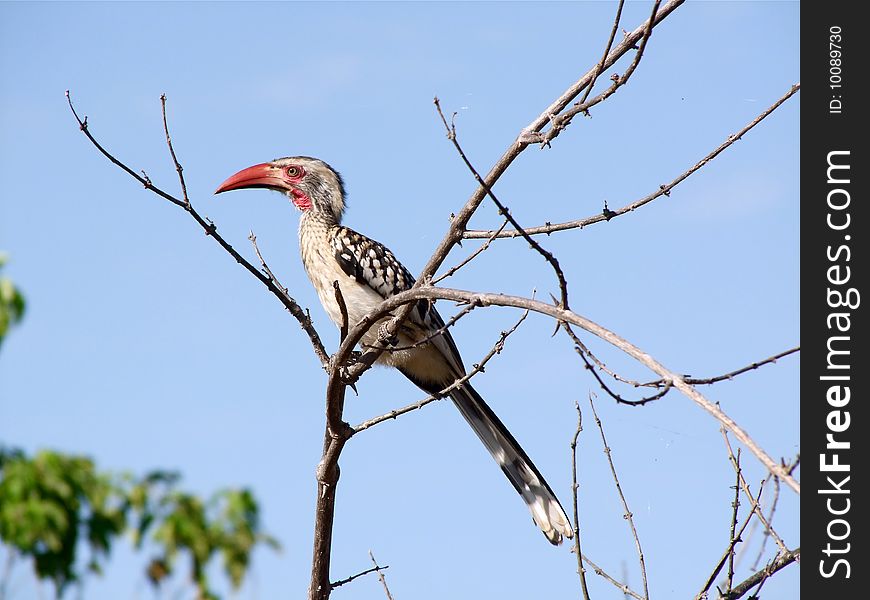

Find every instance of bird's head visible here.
[215,156,346,223]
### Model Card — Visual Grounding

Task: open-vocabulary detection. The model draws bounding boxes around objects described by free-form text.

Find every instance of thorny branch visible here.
[343,284,801,494]
[329,562,389,591]
[726,450,743,593]
[434,98,571,311]
[536,0,663,146]
[352,308,529,434]
[577,0,626,109]
[748,455,799,570]
[432,217,509,284]
[372,302,479,352]
[722,547,800,600]
[160,93,190,206]
[369,551,394,600]
[569,325,674,406]
[569,403,647,600]
[695,477,766,600]
[571,332,798,405]
[583,555,644,600]
[66,91,330,368]
[685,346,800,387]
[327,0,687,397]
[721,431,788,553]
[589,395,649,600]
[464,83,801,240]
[570,402,592,600]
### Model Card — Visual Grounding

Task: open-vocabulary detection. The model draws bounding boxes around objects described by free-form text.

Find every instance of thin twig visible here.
[589,395,649,599]
[578,338,798,391]
[67,91,330,367]
[465,83,800,240]
[434,98,571,311]
[369,551,394,600]
[750,454,799,570]
[721,431,788,553]
[721,548,800,600]
[577,0,626,108]
[352,308,529,434]
[570,401,592,600]
[686,347,800,386]
[725,450,743,594]
[160,93,190,206]
[373,302,478,352]
[538,1,662,146]
[330,563,389,591]
[432,218,509,284]
[695,484,762,600]
[573,336,674,406]
[582,555,644,600]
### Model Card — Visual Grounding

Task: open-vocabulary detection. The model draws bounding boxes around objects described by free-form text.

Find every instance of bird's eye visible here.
[286,165,304,179]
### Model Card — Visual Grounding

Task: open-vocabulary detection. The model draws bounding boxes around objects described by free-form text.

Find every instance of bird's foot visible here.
[377,323,399,347]
[327,355,361,395]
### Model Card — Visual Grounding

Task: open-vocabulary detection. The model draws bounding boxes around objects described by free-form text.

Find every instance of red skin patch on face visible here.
[291,188,312,211]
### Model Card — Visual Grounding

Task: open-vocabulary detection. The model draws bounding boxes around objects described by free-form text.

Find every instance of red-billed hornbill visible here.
[215,157,572,544]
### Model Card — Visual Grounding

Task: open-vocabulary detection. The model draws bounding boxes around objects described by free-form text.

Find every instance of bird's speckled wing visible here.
[331,225,466,375]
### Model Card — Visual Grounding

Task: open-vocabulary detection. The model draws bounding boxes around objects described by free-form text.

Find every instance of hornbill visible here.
[215,156,573,544]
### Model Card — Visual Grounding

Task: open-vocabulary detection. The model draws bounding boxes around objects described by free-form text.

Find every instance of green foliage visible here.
[0,253,26,348]
[0,448,280,599]
[0,448,124,593]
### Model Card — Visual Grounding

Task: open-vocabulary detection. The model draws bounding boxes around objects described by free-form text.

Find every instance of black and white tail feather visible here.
[448,382,573,544]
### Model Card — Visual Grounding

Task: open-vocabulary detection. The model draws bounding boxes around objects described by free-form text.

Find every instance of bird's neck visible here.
[298,211,339,262]
[300,208,339,229]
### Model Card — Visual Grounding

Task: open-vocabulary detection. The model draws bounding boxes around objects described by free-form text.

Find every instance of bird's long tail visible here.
[449,383,574,545]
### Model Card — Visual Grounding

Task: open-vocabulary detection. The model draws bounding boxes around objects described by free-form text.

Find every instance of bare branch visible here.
[465,83,801,240]
[249,233,331,367]
[352,308,529,434]
[571,334,797,406]
[330,563,389,591]
[518,0,684,145]
[67,91,330,367]
[344,284,801,494]
[369,551,394,600]
[576,0,626,108]
[589,395,649,600]
[570,401,592,600]
[685,346,800,386]
[582,554,644,600]
[695,478,764,600]
[721,431,788,553]
[538,0,663,146]
[160,93,190,206]
[750,454,799,570]
[722,548,800,600]
[372,302,478,352]
[327,0,688,397]
[725,450,743,594]
[434,98,570,310]
[432,218,509,284]
[570,328,674,406]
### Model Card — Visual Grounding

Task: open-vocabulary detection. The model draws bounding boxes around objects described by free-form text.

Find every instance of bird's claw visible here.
[377,323,399,346]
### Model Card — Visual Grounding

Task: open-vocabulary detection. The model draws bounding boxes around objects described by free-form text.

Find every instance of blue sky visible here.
[1,2,799,599]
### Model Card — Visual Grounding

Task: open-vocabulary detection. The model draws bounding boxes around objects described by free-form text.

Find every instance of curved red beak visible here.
[214,163,287,194]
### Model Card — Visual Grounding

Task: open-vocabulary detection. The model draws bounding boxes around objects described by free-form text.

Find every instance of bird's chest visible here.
[299,228,383,334]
